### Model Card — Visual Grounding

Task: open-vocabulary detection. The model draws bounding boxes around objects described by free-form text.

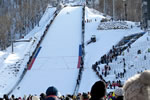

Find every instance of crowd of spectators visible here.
[0,70,149,100]
[91,44,130,90]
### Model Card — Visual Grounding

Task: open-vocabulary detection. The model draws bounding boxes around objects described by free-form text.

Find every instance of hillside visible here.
[0,5,147,97]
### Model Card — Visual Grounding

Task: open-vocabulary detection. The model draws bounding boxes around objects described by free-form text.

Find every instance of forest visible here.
[0,0,142,50]
[0,0,51,50]
[92,0,142,21]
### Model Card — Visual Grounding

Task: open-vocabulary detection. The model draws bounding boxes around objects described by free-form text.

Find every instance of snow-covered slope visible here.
[78,7,143,93]
[12,6,82,96]
[0,6,56,96]
[0,5,146,97]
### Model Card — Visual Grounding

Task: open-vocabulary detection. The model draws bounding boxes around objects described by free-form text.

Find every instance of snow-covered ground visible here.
[78,7,144,93]
[0,6,56,96]
[0,5,147,97]
[12,6,82,96]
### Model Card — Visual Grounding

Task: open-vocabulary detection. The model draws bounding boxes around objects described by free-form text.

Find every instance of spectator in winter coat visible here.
[18,97,22,100]
[23,95,27,100]
[82,93,89,100]
[107,92,115,100]
[10,94,15,100]
[40,93,46,100]
[77,93,82,100]
[144,55,146,60]
[89,81,106,100]
[114,88,123,100]
[27,95,32,100]
[87,92,91,99]
[32,96,40,100]
[123,70,150,100]
[3,94,9,100]
[45,86,59,100]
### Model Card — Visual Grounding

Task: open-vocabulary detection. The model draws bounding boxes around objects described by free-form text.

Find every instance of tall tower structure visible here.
[142,0,150,29]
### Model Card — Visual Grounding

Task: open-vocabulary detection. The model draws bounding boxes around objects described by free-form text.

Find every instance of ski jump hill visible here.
[13,6,83,96]
[0,4,145,97]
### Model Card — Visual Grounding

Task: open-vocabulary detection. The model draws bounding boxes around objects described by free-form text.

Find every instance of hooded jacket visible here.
[45,86,58,100]
[89,81,106,100]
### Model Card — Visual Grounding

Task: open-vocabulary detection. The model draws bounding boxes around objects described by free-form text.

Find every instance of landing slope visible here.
[12,6,82,96]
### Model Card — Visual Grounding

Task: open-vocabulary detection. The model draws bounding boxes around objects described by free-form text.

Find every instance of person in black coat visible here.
[115,96,123,100]
[40,93,46,100]
[44,86,59,100]
[89,81,106,100]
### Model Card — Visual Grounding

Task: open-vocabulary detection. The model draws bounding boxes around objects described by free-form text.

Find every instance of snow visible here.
[85,7,105,20]
[0,52,5,57]
[4,54,20,64]
[78,8,144,93]
[12,6,82,96]
[0,5,147,97]
[0,6,56,96]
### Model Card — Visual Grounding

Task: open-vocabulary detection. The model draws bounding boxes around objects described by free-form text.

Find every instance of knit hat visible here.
[46,86,58,96]
[90,81,106,99]
[82,93,88,99]
[123,70,150,100]
[114,88,123,96]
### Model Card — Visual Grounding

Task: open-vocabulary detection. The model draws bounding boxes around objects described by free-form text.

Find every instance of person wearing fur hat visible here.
[89,80,106,100]
[123,70,150,100]
[45,86,59,100]
[114,88,123,100]
[32,96,40,100]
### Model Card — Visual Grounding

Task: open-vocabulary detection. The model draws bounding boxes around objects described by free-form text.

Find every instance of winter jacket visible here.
[108,96,115,100]
[45,86,59,100]
[45,95,58,100]
[89,97,104,100]
[115,96,123,100]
